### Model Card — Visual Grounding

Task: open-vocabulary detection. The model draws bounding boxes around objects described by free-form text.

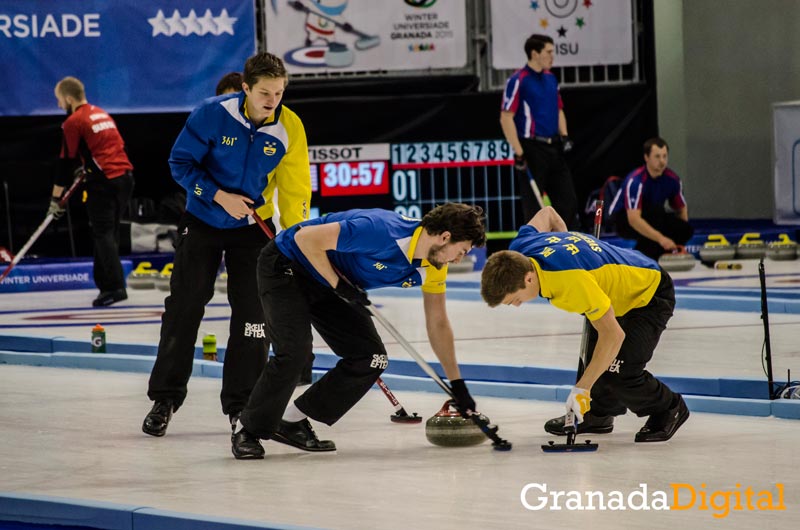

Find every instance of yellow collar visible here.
[406,226,424,263]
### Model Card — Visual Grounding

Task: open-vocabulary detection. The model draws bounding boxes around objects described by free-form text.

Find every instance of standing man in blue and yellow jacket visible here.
[480,206,689,444]
[142,52,311,437]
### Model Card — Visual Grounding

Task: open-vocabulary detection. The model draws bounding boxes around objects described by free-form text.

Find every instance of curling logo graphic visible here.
[529,0,593,55]
[148,9,237,37]
[281,0,380,69]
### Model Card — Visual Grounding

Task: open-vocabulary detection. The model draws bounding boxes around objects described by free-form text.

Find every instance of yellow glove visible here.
[566,387,591,424]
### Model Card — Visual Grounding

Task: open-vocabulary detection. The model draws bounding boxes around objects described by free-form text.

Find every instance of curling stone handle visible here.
[738,232,764,245]
[705,234,731,247]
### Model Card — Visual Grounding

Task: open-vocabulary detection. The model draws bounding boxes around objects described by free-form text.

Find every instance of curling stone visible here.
[425,400,488,448]
[325,42,355,68]
[658,246,697,272]
[736,233,766,259]
[698,234,736,262]
[766,234,798,261]
[215,271,228,294]
[154,263,173,291]
[126,262,159,289]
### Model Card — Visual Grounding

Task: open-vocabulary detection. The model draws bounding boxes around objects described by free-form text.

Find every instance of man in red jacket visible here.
[51,77,134,306]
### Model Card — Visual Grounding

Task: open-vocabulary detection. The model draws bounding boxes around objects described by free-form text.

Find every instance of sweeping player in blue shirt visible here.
[480,206,689,444]
[232,204,486,459]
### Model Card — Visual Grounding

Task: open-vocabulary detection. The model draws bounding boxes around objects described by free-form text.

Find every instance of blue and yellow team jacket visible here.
[169,92,311,230]
[276,209,448,293]
[509,225,661,320]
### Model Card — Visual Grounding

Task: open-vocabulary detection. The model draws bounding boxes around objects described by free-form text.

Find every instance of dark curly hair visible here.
[420,203,486,247]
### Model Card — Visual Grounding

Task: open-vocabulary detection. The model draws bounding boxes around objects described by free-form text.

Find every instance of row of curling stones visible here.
[127,263,230,292]
[127,262,172,291]
[425,400,489,447]
[699,233,798,261]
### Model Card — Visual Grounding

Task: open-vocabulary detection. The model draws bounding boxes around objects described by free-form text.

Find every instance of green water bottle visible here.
[202,333,217,361]
[91,324,106,353]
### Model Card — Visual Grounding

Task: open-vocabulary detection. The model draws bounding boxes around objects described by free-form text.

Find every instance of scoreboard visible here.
[308,140,522,237]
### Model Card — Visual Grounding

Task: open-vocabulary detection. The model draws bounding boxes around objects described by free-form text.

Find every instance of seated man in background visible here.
[609,137,693,260]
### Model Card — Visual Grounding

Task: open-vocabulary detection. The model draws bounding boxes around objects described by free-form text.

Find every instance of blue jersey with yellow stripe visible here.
[169,92,311,230]
[276,209,448,293]
[509,225,661,319]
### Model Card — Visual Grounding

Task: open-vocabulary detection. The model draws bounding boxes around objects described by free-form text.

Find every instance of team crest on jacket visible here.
[263,142,277,156]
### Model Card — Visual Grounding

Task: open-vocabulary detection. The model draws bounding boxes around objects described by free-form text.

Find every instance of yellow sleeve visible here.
[256,106,312,229]
[420,262,448,294]
[545,269,611,321]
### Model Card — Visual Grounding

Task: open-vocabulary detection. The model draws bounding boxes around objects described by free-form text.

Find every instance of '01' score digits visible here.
[320,161,389,197]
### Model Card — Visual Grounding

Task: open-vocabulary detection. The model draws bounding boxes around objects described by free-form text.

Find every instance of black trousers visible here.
[585,269,677,418]
[615,204,694,260]
[148,212,270,415]
[85,172,134,292]
[240,241,387,438]
[517,139,578,229]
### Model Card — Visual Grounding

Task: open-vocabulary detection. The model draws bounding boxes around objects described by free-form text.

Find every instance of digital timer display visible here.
[308,140,522,235]
[319,161,388,197]
[310,143,392,198]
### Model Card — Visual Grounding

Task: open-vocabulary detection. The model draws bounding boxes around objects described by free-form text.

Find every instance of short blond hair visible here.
[480,250,533,307]
[55,77,85,100]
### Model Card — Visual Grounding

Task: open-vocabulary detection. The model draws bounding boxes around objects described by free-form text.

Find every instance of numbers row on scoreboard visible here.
[391,140,513,168]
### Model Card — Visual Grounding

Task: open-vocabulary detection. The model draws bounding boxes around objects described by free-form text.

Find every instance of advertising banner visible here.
[490,0,633,69]
[265,0,467,73]
[0,0,255,115]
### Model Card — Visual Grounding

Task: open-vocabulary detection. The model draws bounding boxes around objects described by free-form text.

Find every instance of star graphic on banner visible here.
[183,9,203,36]
[214,8,237,35]
[198,9,219,36]
[539,18,549,28]
[583,0,593,8]
[148,9,170,37]
[576,17,586,28]
[166,9,187,36]
[530,1,539,10]
[557,26,567,37]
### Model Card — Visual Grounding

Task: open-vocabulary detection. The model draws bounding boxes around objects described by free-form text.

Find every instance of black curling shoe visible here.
[232,429,265,460]
[93,288,127,307]
[142,400,175,437]
[544,411,615,436]
[635,394,690,443]
[271,419,336,452]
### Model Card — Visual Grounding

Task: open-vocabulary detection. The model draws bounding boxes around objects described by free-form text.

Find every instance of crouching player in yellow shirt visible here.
[480,206,689,443]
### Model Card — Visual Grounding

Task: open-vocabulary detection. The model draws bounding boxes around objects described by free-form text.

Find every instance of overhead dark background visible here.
[0,1,657,258]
